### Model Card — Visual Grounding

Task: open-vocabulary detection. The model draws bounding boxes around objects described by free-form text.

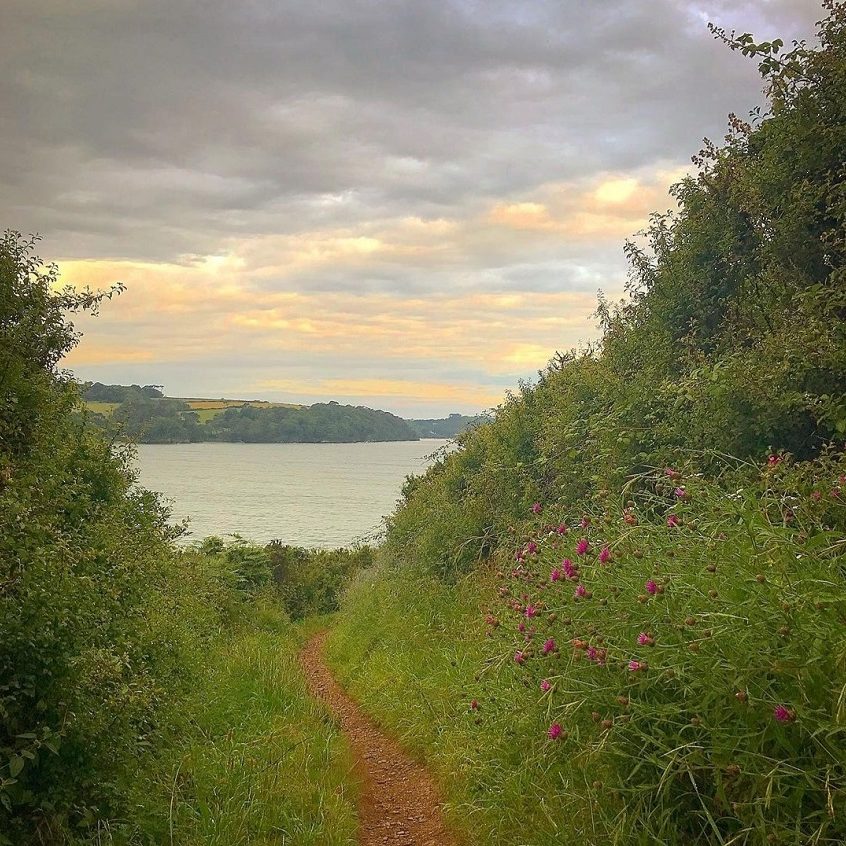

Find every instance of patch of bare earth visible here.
[300,631,460,846]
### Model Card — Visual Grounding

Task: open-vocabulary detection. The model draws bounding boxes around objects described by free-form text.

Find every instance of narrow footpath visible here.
[300,631,459,846]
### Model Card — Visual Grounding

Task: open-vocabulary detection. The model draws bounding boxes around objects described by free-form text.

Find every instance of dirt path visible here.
[300,631,459,846]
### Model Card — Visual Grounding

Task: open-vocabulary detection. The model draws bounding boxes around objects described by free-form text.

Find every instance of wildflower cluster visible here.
[477,452,846,842]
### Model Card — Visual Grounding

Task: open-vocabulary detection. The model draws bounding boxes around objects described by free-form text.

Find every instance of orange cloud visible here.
[56,161,687,408]
[255,377,504,407]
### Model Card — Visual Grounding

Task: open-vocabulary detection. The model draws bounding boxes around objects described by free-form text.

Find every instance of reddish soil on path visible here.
[300,631,459,846]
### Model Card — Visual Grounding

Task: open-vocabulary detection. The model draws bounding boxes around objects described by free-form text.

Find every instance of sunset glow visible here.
[4,0,820,415]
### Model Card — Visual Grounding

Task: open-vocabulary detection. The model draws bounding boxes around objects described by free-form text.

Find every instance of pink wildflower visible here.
[674,487,687,499]
[526,541,539,555]
[514,650,526,665]
[547,723,563,740]
[574,584,587,599]
[579,516,590,529]
[598,546,611,564]
[637,632,653,646]
[550,568,561,582]
[576,538,590,556]
[556,523,569,535]
[540,679,552,692]
[470,699,479,710]
[664,467,679,478]
[562,558,577,579]
[666,514,680,528]
[773,705,795,723]
[812,490,822,502]
[525,604,538,618]
[518,621,526,633]
[645,579,658,595]
[531,502,543,514]
[543,638,556,655]
[768,454,782,467]
[628,660,645,672]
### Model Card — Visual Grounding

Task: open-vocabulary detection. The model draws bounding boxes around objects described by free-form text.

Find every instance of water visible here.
[134,440,449,547]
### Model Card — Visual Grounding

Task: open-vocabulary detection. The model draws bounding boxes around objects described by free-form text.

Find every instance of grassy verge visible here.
[324,568,509,843]
[326,458,846,845]
[114,612,357,846]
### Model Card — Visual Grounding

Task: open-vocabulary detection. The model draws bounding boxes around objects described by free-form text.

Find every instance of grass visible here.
[180,399,302,410]
[114,612,358,846]
[326,456,846,845]
[82,398,303,422]
[85,401,120,415]
[325,568,517,844]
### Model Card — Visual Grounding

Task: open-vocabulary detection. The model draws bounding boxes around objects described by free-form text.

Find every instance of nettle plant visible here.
[483,450,846,844]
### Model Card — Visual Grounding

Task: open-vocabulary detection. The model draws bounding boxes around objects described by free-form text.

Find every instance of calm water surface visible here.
[135,440,449,547]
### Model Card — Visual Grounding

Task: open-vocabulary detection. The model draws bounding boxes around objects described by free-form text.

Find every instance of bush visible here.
[0,234,240,841]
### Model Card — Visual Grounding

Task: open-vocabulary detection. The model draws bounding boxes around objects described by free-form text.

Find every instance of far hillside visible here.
[81,383,417,443]
[406,413,486,438]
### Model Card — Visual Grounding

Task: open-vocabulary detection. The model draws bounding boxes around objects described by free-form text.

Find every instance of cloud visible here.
[2,0,823,413]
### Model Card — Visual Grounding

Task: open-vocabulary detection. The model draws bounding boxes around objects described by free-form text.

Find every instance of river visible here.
[135,440,449,547]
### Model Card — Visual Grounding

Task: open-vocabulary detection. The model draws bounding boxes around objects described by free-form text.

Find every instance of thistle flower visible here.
[768,454,782,467]
[645,579,658,595]
[550,568,561,582]
[540,679,551,693]
[574,584,587,599]
[543,638,556,655]
[666,514,680,528]
[773,705,795,723]
[526,541,539,555]
[525,604,538,618]
[637,632,653,646]
[548,722,563,740]
[562,559,577,579]
[518,621,526,633]
[576,538,590,556]
[628,660,646,672]
[556,523,569,535]
[586,645,606,665]
[599,546,611,564]
[514,650,526,665]
[579,516,590,529]
[531,502,543,514]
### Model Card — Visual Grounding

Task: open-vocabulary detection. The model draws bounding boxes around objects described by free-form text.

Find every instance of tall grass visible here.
[111,613,358,846]
[327,453,846,845]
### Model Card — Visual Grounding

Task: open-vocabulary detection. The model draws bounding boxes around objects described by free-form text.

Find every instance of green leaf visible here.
[8,756,23,778]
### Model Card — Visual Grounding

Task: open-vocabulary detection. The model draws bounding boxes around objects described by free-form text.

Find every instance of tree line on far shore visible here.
[83,382,482,443]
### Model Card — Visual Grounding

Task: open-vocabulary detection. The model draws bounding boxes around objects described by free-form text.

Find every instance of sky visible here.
[1,0,822,417]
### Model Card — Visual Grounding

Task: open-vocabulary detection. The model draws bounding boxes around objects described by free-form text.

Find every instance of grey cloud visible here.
[1,0,821,264]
